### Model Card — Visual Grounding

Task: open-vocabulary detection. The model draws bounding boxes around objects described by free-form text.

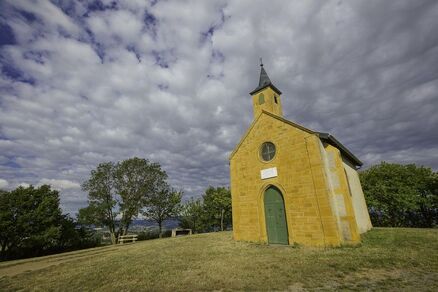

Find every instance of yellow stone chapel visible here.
[229,63,372,247]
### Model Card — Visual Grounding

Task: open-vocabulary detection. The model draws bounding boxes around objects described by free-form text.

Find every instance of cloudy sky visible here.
[1,0,437,215]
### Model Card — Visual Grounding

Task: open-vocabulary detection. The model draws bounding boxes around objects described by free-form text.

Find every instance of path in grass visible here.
[0,244,125,277]
[0,228,437,291]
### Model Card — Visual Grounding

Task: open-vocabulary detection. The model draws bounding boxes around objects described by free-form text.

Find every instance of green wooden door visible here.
[264,187,288,245]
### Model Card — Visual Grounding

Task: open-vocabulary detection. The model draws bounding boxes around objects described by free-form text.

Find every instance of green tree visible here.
[80,162,118,244]
[0,189,15,259]
[0,185,63,259]
[179,198,205,233]
[80,158,171,242]
[114,158,167,235]
[360,162,438,227]
[202,186,232,231]
[58,215,100,251]
[143,187,182,237]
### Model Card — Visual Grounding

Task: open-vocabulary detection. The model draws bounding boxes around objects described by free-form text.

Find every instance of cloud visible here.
[38,178,81,190]
[1,0,437,214]
[0,178,8,189]
[87,9,145,47]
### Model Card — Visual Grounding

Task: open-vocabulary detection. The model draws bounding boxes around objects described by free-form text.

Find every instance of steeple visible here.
[249,59,282,96]
[250,60,283,118]
[258,63,272,87]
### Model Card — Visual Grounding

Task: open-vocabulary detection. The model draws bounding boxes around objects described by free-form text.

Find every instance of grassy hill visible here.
[0,228,437,291]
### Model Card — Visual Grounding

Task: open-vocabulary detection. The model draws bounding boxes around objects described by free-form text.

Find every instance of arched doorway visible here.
[264,186,288,244]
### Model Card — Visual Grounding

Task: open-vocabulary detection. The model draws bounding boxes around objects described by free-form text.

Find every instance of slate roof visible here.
[249,64,282,95]
[316,132,363,167]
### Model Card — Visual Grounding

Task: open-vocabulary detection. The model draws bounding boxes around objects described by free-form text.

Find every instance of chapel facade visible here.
[229,63,372,247]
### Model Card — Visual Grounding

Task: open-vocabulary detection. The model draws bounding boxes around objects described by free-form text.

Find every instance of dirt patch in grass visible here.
[0,244,133,277]
[0,249,114,277]
[287,282,306,291]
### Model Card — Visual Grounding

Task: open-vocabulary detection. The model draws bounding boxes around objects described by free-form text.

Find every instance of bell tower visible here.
[250,60,283,119]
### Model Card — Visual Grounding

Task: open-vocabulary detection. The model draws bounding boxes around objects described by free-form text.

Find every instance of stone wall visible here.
[321,144,361,243]
[230,112,356,246]
[343,158,373,234]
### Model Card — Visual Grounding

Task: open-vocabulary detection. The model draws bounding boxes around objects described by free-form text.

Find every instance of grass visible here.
[0,228,437,291]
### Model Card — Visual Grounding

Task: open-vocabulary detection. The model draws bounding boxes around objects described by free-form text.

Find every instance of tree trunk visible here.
[158,221,162,238]
[0,242,6,260]
[193,217,196,234]
[109,224,118,244]
[124,223,130,235]
[220,209,225,231]
[110,232,116,245]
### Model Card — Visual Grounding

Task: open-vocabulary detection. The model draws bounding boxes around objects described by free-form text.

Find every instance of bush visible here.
[137,229,160,241]
[360,162,437,227]
[136,228,172,241]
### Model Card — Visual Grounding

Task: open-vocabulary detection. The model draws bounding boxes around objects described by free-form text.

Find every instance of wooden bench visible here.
[171,228,192,237]
[118,234,138,244]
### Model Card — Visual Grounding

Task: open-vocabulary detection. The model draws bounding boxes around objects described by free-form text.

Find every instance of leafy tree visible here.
[179,198,205,233]
[202,186,232,231]
[80,162,118,244]
[1,185,100,261]
[143,186,182,237]
[360,162,438,227]
[114,158,167,235]
[0,189,15,259]
[0,185,63,260]
[80,158,171,242]
[58,215,100,251]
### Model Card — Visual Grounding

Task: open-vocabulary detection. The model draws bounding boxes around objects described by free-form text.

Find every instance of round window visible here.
[260,142,276,161]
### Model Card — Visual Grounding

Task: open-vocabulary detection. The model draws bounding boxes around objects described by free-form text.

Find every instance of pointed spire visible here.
[249,59,282,95]
[258,63,272,88]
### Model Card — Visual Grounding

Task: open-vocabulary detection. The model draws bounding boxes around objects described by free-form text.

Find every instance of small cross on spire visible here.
[260,57,263,67]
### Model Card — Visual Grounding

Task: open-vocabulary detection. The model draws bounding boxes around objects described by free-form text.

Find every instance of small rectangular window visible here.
[274,95,278,104]
[259,93,265,105]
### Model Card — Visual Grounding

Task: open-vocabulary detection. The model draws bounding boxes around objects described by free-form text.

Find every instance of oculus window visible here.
[261,142,276,161]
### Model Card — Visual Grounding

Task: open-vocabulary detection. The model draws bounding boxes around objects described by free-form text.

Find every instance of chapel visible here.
[229,63,372,246]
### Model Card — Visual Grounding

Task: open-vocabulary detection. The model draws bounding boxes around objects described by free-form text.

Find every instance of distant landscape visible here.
[110,218,180,231]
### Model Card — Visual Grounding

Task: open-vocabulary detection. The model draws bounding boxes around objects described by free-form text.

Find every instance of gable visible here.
[229,111,363,166]
[229,111,315,160]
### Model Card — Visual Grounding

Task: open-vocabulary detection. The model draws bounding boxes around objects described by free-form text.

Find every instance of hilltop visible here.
[0,228,437,291]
